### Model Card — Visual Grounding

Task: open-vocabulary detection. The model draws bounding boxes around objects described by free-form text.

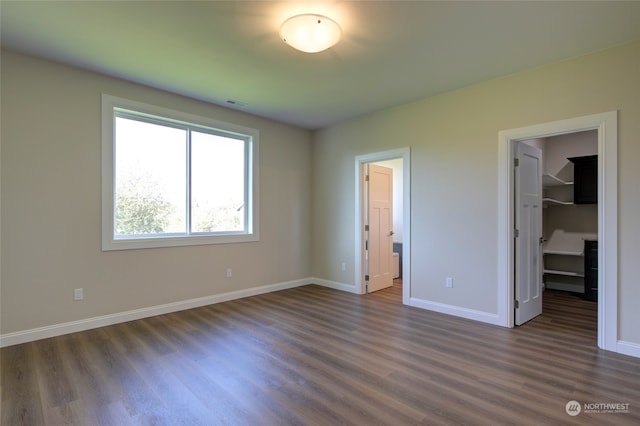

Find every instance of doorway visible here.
[497,111,618,352]
[355,148,411,305]
[515,131,599,326]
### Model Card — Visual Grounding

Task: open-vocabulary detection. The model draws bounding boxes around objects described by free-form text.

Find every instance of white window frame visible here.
[101,94,259,251]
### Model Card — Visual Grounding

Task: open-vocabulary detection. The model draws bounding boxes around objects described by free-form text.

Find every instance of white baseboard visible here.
[7,277,636,359]
[312,277,362,294]
[407,296,503,326]
[314,279,502,325]
[0,278,312,348]
[617,340,640,358]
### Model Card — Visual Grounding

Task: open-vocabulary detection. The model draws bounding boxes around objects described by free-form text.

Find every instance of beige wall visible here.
[3,41,640,348]
[312,41,640,344]
[1,51,312,334]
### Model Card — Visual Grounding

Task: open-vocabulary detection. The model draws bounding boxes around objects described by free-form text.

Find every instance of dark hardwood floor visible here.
[2,282,639,425]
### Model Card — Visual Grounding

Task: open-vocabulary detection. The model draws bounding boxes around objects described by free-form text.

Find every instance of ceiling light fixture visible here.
[280,14,341,53]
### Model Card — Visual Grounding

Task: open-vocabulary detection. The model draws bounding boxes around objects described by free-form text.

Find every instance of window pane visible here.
[191,131,245,233]
[114,117,187,237]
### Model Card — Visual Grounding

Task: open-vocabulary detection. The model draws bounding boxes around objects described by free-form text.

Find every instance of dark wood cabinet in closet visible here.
[568,155,597,204]
[584,240,598,302]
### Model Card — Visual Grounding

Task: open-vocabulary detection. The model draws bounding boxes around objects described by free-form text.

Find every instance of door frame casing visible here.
[355,148,411,304]
[497,111,618,351]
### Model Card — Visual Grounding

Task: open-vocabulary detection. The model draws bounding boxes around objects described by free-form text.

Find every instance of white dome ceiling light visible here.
[280,14,342,53]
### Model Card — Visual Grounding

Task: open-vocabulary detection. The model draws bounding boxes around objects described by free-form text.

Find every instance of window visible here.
[102,95,259,250]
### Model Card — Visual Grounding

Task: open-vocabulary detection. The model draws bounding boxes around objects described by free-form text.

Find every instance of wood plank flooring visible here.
[2,283,639,425]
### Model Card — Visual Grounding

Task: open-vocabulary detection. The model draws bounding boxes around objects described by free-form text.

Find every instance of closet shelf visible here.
[544,269,584,277]
[543,198,574,206]
[542,229,598,257]
[543,249,583,256]
[543,174,573,187]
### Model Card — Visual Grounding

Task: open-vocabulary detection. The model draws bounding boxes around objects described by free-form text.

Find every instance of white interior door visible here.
[367,164,394,293]
[515,143,543,325]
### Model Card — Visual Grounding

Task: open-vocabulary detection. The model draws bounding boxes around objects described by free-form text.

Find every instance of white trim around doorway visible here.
[497,111,618,353]
[355,148,411,305]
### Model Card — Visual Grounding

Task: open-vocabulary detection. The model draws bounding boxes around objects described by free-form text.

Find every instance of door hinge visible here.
[365,175,370,181]
[365,225,369,231]
[515,300,519,309]
[514,158,519,167]
[514,229,519,238]
[365,275,370,281]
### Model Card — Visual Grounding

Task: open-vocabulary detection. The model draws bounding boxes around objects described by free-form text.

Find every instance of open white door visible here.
[366,164,394,293]
[515,143,543,325]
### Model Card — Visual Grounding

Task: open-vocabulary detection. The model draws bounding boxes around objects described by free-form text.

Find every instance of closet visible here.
[536,131,598,300]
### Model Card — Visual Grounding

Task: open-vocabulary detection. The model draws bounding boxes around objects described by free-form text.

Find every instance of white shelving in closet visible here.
[542,174,593,291]
[542,229,597,281]
[542,173,573,187]
[542,173,574,206]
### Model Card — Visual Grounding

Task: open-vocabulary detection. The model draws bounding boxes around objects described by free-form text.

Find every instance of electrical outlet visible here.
[446,277,453,288]
[341,262,346,271]
[74,288,84,301]
[226,268,233,278]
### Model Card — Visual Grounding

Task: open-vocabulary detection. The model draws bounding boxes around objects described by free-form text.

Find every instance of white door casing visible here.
[498,111,618,353]
[514,143,543,325]
[355,148,411,304]
[367,164,394,293]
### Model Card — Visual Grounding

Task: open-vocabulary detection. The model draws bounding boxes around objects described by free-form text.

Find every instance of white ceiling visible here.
[2,1,640,129]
